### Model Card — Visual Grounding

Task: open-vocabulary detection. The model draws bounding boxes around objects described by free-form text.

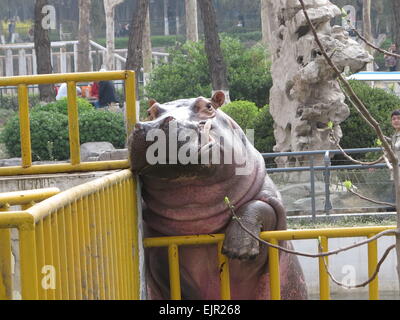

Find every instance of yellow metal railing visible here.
[0,71,136,176]
[143,226,397,300]
[0,169,140,300]
[0,188,61,300]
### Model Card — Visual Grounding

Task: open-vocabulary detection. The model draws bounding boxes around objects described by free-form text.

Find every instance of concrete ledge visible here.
[288,212,397,224]
[0,170,117,193]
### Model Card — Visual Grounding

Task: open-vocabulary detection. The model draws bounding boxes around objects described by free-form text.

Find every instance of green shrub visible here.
[220,101,276,154]
[253,104,275,153]
[79,111,126,149]
[32,97,94,115]
[0,108,16,127]
[340,80,400,150]
[1,109,126,161]
[145,36,272,107]
[0,94,40,111]
[1,111,70,161]
[221,100,259,130]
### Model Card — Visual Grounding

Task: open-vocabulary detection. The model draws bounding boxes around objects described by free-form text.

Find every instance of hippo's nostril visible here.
[162,116,175,125]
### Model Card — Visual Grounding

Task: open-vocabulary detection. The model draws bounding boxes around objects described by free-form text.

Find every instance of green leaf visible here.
[343,180,353,190]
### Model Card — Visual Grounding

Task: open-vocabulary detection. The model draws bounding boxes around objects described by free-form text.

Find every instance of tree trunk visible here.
[143,5,152,85]
[392,0,400,70]
[104,0,124,70]
[363,0,374,71]
[164,0,169,36]
[34,0,55,102]
[260,0,271,47]
[185,0,198,42]
[176,0,181,35]
[126,0,150,93]
[198,0,230,101]
[78,0,91,72]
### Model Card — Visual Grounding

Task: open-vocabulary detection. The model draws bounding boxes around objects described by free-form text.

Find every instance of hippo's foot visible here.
[222,217,261,260]
[222,200,277,261]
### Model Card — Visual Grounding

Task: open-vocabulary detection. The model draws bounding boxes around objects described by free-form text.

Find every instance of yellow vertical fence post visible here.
[0,205,12,300]
[268,238,281,300]
[18,84,32,168]
[168,244,181,300]
[318,236,330,300]
[368,234,379,300]
[67,81,80,165]
[129,178,140,300]
[19,221,38,300]
[217,241,231,300]
[124,70,137,134]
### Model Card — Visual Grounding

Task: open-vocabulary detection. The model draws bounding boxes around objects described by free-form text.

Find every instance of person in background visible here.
[56,83,82,100]
[386,109,400,207]
[91,81,99,99]
[97,80,119,108]
[385,44,398,72]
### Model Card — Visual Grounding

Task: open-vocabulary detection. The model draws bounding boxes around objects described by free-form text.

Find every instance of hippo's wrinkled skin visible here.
[128,91,307,300]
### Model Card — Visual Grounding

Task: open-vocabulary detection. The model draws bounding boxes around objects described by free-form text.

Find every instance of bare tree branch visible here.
[225,200,398,259]
[319,242,395,289]
[347,24,400,59]
[346,187,395,208]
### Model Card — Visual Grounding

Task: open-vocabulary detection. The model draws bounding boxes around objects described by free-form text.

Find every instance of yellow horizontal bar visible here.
[0,212,35,228]
[144,234,225,248]
[0,188,60,206]
[144,226,396,248]
[26,170,132,223]
[260,226,397,241]
[0,160,129,176]
[0,71,128,86]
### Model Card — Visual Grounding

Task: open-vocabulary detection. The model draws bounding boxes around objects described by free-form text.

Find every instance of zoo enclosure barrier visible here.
[1,169,395,300]
[0,169,140,300]
[144,225,397,300]
[263,148,388,220]
[0,187,61,300]
[0,70,136,177]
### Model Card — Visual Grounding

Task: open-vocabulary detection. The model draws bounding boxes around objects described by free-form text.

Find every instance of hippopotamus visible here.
[128,91,307,300]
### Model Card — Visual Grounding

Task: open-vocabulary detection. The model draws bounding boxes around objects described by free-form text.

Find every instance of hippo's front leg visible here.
[222,200,277,260]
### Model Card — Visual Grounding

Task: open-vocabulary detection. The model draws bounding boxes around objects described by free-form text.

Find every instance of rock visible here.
[0,158,21,167]
[80,142,115,162]
[266,0,373,167]
[98,149,128,161]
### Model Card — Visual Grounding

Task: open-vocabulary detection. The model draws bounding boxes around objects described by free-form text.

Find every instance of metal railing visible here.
[0,169,140,300]
[144,225,397,300]
[0,71,136,176]
[262,148,388,219]
[0,187,61,300]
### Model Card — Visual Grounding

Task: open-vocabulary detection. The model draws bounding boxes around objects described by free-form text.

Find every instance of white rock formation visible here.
[265,0,373,167]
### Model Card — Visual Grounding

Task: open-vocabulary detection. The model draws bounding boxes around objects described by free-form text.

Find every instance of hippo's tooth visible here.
[200,119,211,147]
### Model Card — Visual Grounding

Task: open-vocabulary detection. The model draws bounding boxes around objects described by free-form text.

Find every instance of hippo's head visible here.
[128,91,252,180]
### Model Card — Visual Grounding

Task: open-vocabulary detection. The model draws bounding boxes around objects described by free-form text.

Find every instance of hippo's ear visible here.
[211,91,225,108]
[148,99,158,108]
